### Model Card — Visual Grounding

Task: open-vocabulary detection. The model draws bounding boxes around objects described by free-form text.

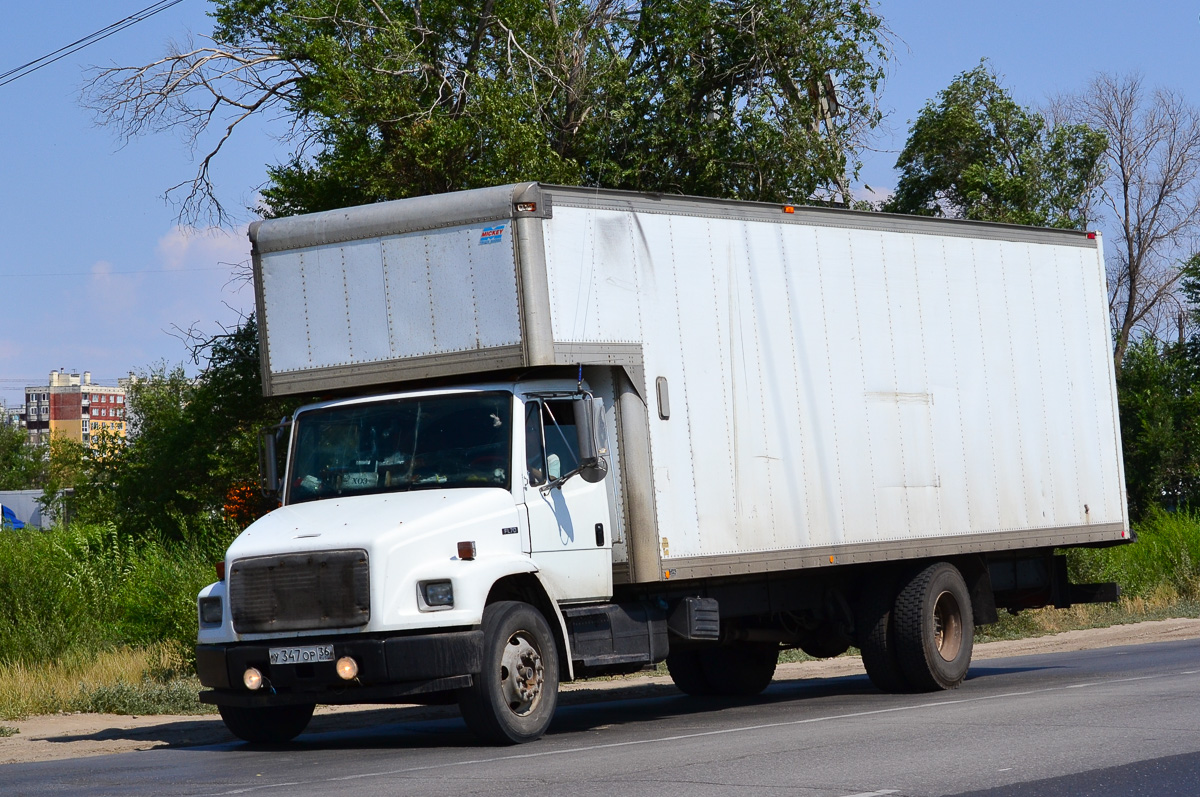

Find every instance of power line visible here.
[1,265,243,278]
[0,0,186,89]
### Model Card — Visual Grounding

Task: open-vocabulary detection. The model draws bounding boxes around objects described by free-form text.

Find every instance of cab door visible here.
[521,397,613,602]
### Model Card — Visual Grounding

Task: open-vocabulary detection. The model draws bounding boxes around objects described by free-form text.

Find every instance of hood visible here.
[227,488,517,561]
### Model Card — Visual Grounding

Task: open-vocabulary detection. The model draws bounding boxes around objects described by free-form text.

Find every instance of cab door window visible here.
[525,400,547,486]
[541,400,580,479]
[525,399,582,485]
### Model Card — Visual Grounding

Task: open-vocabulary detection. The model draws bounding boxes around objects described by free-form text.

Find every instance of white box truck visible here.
[195,183,1128,744]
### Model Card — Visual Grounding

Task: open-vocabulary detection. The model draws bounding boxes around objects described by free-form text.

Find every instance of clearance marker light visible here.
[457,541,477,560]
[1087,232,1097,239]
[783,205,795,214]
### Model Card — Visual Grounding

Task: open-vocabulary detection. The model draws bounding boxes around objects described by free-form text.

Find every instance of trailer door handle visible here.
[595,523,605,547]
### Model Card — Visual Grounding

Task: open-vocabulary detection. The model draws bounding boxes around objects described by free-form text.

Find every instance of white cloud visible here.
[0,225,259,405]
[156,225,251,273]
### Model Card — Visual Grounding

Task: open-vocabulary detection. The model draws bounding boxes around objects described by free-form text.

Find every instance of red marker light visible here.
[1086,232,1097,239]
[215,560,226,581]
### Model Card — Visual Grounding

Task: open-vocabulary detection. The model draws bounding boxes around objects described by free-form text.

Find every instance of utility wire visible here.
[2,265,241,278]
[0,0,186,88]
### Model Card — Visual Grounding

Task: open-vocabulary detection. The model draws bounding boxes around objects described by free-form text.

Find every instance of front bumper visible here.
[196,630,483,708]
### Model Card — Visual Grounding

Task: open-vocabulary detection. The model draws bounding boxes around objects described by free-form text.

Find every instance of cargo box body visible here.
[251,184,1128,585]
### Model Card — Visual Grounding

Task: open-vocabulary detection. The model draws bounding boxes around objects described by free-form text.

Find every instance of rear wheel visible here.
[218,703,315,744]
[893,562,974,691]
[459,601,559,744]
[856,576,909,693]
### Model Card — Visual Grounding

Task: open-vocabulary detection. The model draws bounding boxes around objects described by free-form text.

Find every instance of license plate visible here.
[269,644,335,665]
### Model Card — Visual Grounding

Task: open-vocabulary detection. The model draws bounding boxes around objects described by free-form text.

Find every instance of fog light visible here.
[336,656,359,680]
[243,667,263,691]
[199,596,222,625]
[421,580,454,607]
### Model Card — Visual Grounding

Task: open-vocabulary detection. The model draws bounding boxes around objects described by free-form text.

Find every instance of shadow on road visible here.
[39,667,1049,754]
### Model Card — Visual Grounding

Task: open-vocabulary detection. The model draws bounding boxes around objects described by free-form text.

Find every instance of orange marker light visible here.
[457,541,477,560]
[783,205,795,214]
[829,555,835,564]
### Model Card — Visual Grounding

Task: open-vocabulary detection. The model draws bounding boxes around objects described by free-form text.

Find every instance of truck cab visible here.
[196,379,619,743]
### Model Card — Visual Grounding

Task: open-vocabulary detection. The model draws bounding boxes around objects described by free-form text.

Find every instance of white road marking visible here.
[200,669,1190,796]
[839,791,899,797]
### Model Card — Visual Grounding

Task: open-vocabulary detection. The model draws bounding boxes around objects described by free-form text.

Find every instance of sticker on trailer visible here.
[479,224,506,245]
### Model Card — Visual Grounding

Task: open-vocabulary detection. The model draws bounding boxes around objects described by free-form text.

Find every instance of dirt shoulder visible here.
[4,617,1199,766]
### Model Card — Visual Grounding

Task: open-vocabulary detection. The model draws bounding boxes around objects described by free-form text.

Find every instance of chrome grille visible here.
[229,549,370,633]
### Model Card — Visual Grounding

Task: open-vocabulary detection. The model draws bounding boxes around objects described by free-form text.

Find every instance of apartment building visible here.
[24,370,127,447]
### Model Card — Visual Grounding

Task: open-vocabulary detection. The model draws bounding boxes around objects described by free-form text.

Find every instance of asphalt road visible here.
[5,638,1200,796]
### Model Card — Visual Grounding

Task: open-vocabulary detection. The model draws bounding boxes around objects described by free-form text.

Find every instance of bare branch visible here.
[1059,72,1200,376]
[83,35,307,225]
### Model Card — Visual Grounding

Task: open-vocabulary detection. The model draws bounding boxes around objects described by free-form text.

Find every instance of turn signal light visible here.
[457,541,476,560]
[215,560,226,581]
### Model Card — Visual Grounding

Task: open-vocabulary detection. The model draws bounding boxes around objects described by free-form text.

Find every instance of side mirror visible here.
[573,397,608,484]
[258,418,289,497]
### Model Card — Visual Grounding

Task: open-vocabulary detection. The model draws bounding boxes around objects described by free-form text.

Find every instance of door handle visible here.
[595,523,605,547]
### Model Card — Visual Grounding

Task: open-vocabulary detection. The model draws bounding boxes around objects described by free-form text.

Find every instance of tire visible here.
[218,703,315,744]
[666,649,716,696]
[459,601,559,744]
[893,562,974,691]
[855,576,910,693]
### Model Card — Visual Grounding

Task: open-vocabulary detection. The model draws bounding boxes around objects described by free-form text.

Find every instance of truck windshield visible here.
[287,392,512,504]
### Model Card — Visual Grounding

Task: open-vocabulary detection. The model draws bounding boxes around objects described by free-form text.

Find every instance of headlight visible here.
[199,596,223,626]
[419,580,454,609]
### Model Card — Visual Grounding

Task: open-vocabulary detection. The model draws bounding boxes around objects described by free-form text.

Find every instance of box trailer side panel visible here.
[538,202,1127,579]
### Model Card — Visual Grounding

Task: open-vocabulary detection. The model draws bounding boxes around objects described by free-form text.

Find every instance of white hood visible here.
[223,487,528,637]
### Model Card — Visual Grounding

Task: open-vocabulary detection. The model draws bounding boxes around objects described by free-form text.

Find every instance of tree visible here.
[79,317,304,540]
[0,425,43,491]
[85,0,890,221]
[1117,337,1200,518]
[1054,74,1200,378]
[885,61,1105,229]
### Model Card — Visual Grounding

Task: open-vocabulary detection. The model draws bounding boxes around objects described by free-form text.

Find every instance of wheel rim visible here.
[932,590,963,662]
[499,630,545,716]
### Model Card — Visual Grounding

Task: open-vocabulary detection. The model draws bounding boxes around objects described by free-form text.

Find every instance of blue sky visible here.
[1,0,1198,406]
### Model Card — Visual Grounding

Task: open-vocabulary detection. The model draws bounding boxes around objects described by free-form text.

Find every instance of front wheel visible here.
[218,703,315,744]
[459,601,559,744]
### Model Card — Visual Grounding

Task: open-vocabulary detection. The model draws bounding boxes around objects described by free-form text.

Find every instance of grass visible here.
[0,643,214,721]
[0,521,228,720]
[0,522,227,669]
